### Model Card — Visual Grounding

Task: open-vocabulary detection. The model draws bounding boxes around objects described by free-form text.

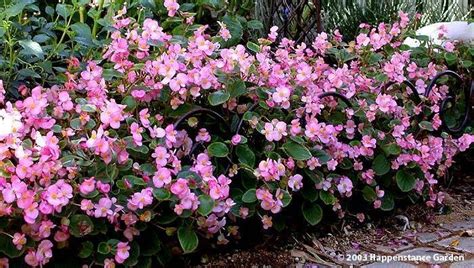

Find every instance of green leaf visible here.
[418,121,434,131]
[444,52,457,65]
[4,0,32,19]
[304,169,323,184]
[106,164,119,181]
[319,191,337,205]
[153,188,171,200]
[361,186,377,202]
[197,195,214,216]
[70,118,82,130]
[78,241,94,258]
[247,20,264,30]
[246,41,260,53]
[122,96,137,111]
[382,143,401,156]
[71,22,93,46]
[56,4,70,19]
[207,142,229,157]
[208,91,230,106]
[283,141,312,160]
[81,104,96,112]
[301,186,318,202]
[222,15,243,47]
[0,233,23,258]
[301,202,323,226]
[141,230,161,256]
[235,145,255,167]
[97,242,110,255]
[228,79,247,98]
[70,214,94,237]
[18,40,44,59]
[396,169,416,192]
[281,191,292,207]
[381,194,395,211]
[312,149,330,164]
[124,175,147,186]
[177,226,199,253]
[242,189,257,203]
[372,154,390,176]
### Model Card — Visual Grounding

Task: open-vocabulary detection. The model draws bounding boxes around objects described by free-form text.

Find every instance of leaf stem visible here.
[91,0,105,39]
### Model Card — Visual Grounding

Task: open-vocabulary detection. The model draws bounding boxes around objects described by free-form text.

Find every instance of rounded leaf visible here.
[396,169,416,192]
[208,91,230,106]
[177,226,199,253]
[283,141,312,161]
[302,202,323,226]
[372,154,390,176]
[207,142,229,158]
[242,189,257,203]
[197,195,215,216]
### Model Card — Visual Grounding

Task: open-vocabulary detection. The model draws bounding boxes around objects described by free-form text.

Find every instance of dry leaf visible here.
[449,239,460,247]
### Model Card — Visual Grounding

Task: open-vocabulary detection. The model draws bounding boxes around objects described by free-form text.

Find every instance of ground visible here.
[193,174,473,267]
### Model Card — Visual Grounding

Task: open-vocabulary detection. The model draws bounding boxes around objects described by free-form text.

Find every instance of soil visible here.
[191,172,474,267]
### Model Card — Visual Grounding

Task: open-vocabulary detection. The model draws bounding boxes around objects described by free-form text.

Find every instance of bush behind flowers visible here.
[0,5,472,267]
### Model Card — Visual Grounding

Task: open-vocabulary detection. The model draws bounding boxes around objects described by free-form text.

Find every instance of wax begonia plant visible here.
[0,4,472,267]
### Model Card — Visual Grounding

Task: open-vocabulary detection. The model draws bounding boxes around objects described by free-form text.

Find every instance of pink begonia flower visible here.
[268,26,278,41]
[79,177,96,195]
[164,0,180,17]
[100,100,126,129]
[149,125,166,139]
[39,220,55,238]
[373,200,382,209]
[256,159,286,181]
[262,120,287,142]
[139,109,151,127]
[209,175,231,200]
[170,178,190,198]
[13,232,27,250]
[152,146,170,167]
[94,197,113,218]
[195,128,211,143]
[399,11,409,28]
[288,174,303,191]
[239,207,249,219]
[86,126,109,154]
[24,240,53,267]
[153,167,172,188]
[218,21,231,41]
[127,188,153,211]
[104,258,116,268]
[231,134,242,145]
[130,122,144,146]
[272,86,291,108]
[375,94,397,113]
[262,215,273,229]
[256,188,283,213]
[337,177,353,197]
[115,242,130,264]
[444,41,455,52]
[45,180,73,212]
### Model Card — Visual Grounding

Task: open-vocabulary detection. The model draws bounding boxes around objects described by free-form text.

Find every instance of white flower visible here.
[0,109,22,140]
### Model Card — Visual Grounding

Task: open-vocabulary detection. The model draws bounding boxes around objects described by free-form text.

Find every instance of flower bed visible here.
[0,6,472,267]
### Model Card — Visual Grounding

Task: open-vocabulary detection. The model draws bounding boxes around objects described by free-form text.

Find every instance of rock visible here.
[441,220,474,232]
[450,259,474,268]
[416,232,440,244]
[435,236,474,253]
